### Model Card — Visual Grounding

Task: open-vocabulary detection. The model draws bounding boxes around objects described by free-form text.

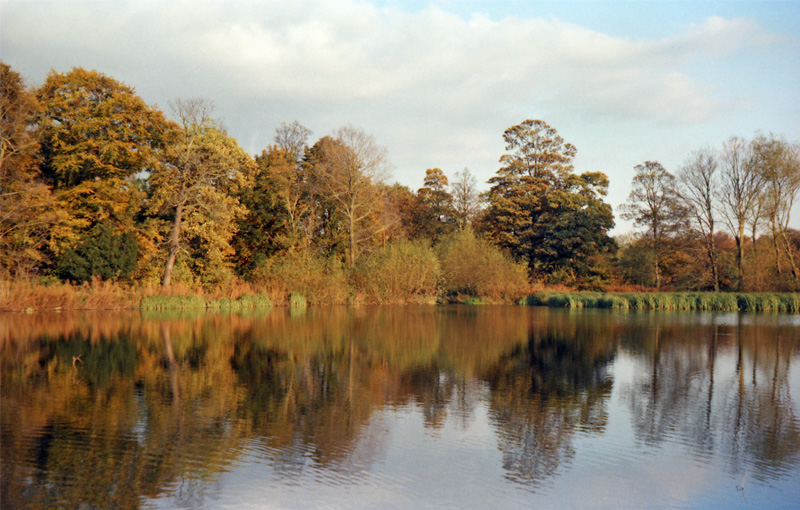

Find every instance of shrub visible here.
[251,251,349,305]
[354,239,441,303]
[438,229,529,302]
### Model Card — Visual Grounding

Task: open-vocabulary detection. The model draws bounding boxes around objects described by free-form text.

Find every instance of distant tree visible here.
[309,126,389,266]
[483,119,614,283]
[621,161,686,290]
[483,119,577,265]
[414,168,455,242]
[718,137,764,290]
[677,147,721,291]
[451,167,481,230]
[234,146,297,274]
[274,120,312,161]
[528,172,615,284]
[752,134,800,289]
[148,98,255,288]
[382,182,417,239]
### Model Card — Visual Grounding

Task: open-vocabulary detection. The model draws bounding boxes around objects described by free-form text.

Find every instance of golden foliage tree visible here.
[35,67,171,275]
[148,99,256,288]
[0,62,62,277]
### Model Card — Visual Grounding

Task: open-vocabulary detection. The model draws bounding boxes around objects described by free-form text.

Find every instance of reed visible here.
[140,293,273,311]
[522,291,800,313]
[289,292,307,309]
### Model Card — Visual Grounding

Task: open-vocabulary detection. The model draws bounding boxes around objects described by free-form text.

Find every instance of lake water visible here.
[1,306,799,509]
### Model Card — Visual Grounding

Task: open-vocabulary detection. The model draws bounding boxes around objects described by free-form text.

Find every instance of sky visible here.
[2,0,799,233]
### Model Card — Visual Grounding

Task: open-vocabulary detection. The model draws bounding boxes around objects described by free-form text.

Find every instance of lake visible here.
[1,306,799,509]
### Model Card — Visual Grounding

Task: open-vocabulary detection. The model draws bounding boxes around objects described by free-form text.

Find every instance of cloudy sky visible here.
[3,0,799,233]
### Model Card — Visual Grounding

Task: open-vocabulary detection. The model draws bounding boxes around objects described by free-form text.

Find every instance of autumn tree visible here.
[148,99,255,288]
[35,67,171,279]
[483,119,614,282]
[677,148,721,291]
[621,161,687,290]
[234,146,296,273]
[483,120,577,264]
[752,134,800,289]
[274,120,312,161]
[451,167,481,230]
[235,122,314,273]
[410,168,455,242]
[382,182,418,239]
[718,137,764,290]
[527,172,615,284]
[0,62,62,277]
[308,126,389,266]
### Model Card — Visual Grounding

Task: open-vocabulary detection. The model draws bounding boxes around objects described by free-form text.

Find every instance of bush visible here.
[438,229,529,302]
[251,251,349,305]
[354,239,441,303]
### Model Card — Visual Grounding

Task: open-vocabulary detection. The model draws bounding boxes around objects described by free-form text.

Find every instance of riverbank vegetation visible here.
[523,291,800,313]
[2,63,799,310]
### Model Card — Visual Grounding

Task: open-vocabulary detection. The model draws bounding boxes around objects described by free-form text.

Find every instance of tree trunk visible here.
[771,216,783,277]
[735,228,745,291]
[773,234,783,276]
[707,233,720,292]
[652,227,661,290]
[348,212,356,267]
[654,250,661,290]
[162,203,183,289]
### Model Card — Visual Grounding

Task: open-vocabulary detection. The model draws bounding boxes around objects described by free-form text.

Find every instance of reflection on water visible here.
[1,307,799,509]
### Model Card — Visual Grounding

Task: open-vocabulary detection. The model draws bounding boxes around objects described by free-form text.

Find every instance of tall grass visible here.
[1,278,137,311]
[289,292,307,309]
[521,291,800,313]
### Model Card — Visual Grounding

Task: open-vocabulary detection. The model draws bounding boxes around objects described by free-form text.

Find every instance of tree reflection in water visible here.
[623,313,800,483]
[483,310,618,489]
[1,308,798,508]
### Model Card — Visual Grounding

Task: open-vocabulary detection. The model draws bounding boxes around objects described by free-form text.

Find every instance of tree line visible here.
[2,63,799,303]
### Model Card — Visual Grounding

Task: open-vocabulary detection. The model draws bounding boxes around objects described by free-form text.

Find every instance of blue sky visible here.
[2,0,799,233]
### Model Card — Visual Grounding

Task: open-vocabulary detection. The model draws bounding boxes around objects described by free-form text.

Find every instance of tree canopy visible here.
[482,119,615,284]
[2,61,799,298]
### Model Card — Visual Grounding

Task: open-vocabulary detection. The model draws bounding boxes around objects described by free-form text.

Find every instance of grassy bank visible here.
[521,291,800,313]
[139,294,273,311]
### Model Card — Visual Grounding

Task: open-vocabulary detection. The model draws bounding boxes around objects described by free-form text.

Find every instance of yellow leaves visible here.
[38,67,170,187]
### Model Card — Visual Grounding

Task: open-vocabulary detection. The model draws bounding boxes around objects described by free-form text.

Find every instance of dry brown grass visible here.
[1,278,137,311]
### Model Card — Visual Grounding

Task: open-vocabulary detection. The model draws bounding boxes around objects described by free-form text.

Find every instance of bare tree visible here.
[719,137,764,291]
[274,120,312,160]
[752,134,800,289]
[621,161,686,290]
[451,167,481,230]
[312,126,390,266]
[677,147,721,291]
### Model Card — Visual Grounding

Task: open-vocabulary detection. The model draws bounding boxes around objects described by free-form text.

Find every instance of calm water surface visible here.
[1,306,799,509]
